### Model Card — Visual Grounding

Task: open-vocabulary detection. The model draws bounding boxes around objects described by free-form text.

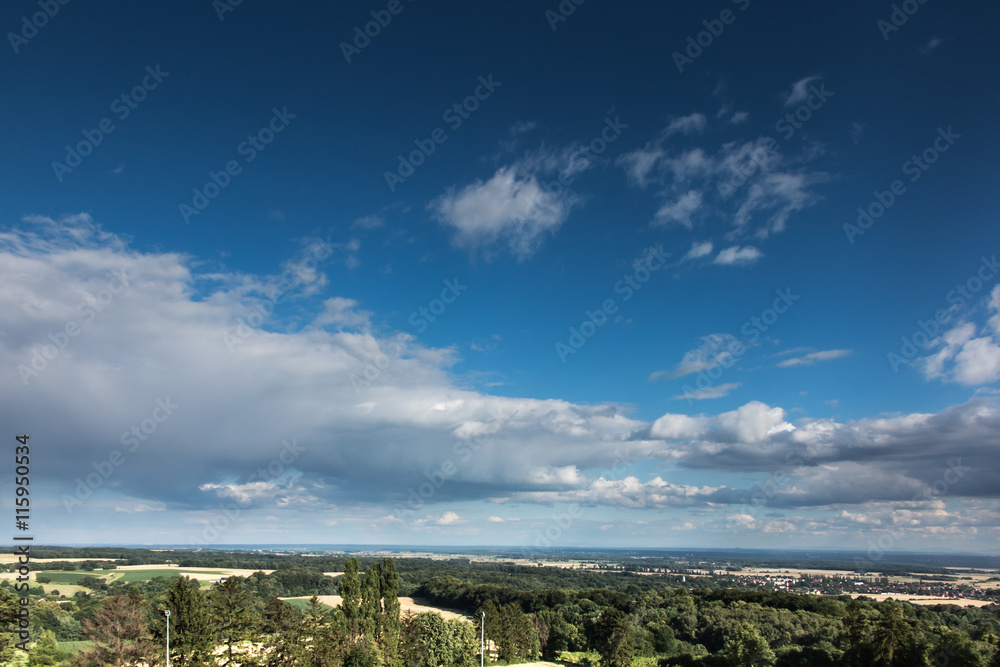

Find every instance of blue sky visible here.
[2,0,999,553]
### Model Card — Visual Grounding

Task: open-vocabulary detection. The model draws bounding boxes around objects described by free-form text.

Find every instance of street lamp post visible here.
[164,610,170,667]
[480,611,485,667]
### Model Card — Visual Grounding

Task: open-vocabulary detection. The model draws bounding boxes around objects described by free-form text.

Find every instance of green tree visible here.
[208,577,259,666]
[0,587,21,663]
[930,631,985,667]
[401,612,476,667]
[869,602,926,667]
[79,593,161,666]
[260,596,305,667]
[341,558,362,643]
[345,642,379,667]
[28,628,74,666]
[446,618,479,667]
[306,595,349,667]
[361,566,382,645]
[841,600,874,667]
[380,558,402,666]
[158,576,212,667]
[593,608,635,667]
[722,623,776,667]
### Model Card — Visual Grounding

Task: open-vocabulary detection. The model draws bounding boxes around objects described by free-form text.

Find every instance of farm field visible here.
[844,594,996,607]
[0,555,115,564]
[0,565,270,591]
[279,595,471,622]
[111,563,276,579]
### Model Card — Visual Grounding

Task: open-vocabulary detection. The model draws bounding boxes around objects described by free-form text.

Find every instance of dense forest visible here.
[1,552,999,666]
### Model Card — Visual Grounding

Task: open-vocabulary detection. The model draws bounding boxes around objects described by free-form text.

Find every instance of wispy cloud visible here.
[713,246,762,266]
[666,113,708,136]
[683,240,714,261]
[920,36,942,54]
[653,190,703,228]
[782,75,821,106]
[673,382,741,401]
[776,349,852,367]
[650,333,740,380]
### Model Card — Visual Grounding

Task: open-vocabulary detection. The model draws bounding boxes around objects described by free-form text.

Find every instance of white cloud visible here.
[431,165,577,260]
[734,172,820,235]
[683,240,713,261]
[313,297,372,330]
[714,246,762,266]
[509,121,538,136]
[649,413,710,440]
[515,475,721,509]
[920,36,942,54]
[672,382,741,401]
[653,190,703,228]
[9,215,1000,544]
[617,117,823,241]
[2,215,656,524]
[776,349,852,368]
[714,401,793,443]
[529,465,587,486]
[616,146,665,188]
[352,215,384,229]
[783,75,821,106]
[921,288,1000,386]
[666,113,708,136]
[650,333,740,380]
[952,337,1000,385]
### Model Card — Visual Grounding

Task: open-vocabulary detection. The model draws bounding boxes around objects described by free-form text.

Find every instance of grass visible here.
[56,640,93,654]
[35,571,93,584]
[284,597,333,611]
[33,568,209,598]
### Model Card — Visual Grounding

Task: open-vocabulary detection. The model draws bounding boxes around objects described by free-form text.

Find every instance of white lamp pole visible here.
[480,611,485,667]
[164,610,170,667]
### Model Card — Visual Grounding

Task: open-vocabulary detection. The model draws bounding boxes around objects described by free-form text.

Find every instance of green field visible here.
[283,597,333,611]
[36,571,95,585]
[39,569,210,586]
[56,640,93,654]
